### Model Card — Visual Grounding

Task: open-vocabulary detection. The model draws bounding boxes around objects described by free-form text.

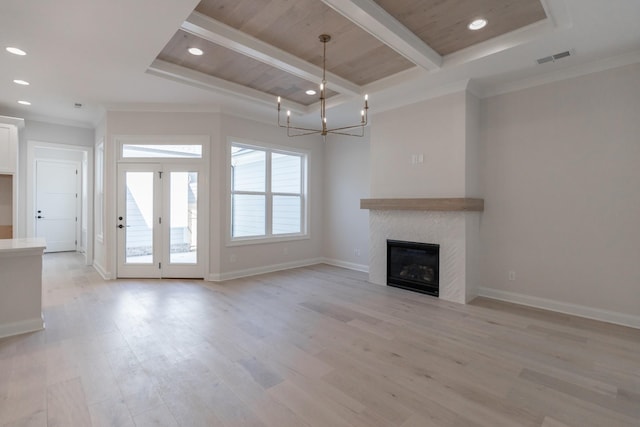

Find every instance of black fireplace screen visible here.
[387,240,439,296]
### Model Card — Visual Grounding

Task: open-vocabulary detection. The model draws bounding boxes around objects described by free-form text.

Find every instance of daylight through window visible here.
[231,143,306,241]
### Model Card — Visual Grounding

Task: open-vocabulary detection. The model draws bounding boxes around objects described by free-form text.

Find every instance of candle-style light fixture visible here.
[277,34,368,139]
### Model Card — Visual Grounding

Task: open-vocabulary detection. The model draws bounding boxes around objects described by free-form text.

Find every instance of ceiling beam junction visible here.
[320,0,442,71]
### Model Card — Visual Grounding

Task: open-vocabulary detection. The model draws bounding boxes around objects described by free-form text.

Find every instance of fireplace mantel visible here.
[360,198,484,212]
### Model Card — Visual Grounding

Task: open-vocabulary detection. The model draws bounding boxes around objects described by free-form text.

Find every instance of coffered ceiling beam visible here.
[320,0,442,71]
[147,59,309,114]
[182,12,362,97]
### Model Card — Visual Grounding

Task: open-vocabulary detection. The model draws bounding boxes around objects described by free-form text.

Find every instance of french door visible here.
[117,163,204,278]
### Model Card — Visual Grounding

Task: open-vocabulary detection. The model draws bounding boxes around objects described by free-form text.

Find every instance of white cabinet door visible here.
[0,124,18,173]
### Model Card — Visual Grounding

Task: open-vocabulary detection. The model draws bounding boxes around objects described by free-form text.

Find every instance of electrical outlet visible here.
[230,253,237,263]
[354,248,361,257]
[508,271,516,281]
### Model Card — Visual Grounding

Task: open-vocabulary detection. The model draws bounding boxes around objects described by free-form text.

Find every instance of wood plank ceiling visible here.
[155,0,547,106]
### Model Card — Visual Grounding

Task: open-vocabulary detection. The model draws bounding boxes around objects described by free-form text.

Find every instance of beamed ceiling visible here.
[3,0,640,126]
[153,0,548,112]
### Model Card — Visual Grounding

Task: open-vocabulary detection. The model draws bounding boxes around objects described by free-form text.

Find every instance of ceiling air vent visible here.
[536,50,573,65]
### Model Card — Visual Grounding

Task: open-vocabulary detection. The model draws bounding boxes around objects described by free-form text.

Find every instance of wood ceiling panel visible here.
[373,0,547,56]
[157,30,337,106]
[195,0,415,85]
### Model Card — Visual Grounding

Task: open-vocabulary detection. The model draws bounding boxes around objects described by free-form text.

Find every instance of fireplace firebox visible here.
[387,240,439,296]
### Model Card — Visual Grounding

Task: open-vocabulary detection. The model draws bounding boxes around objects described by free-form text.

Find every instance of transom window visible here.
[230,142,307,242]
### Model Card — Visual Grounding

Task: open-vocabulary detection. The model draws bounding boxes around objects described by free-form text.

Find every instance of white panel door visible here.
[35,160,79,252]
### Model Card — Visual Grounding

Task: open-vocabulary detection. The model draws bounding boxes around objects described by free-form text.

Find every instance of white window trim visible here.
[227,137,309,247]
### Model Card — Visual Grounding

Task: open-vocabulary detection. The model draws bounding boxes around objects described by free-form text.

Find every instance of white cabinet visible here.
[0,123,18,173]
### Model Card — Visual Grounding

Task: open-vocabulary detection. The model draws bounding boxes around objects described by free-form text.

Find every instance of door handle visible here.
[117,224,131,229]
[37,215,45,219]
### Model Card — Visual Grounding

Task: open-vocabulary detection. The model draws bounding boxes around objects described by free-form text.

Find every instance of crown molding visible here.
[321,0,441,70]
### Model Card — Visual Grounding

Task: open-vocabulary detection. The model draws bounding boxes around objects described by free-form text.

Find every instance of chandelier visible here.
[277,34,368,138]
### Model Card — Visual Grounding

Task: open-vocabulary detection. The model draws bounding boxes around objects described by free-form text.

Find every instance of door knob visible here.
[118,224,124,229]
[37,215,44,219]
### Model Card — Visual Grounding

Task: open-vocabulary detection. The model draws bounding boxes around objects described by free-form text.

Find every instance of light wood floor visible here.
[1,253,638,427]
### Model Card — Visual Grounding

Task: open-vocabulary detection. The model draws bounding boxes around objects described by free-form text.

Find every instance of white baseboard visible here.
[0,315,45,339]
[478,287,640,329]
[209,257,325,282]
[322,258,369,273]
[93,261,111,280]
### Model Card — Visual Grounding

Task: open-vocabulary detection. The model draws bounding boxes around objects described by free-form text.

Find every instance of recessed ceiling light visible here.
[468,18,487,30]
[13,79,30,85]
[6,47,27,56]
[188,47,203,56]
[305,90,317,96]
[18,100,31,105]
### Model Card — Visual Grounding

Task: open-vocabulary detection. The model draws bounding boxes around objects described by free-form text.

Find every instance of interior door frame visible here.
[35,158,82,253]
[26,140,93,263]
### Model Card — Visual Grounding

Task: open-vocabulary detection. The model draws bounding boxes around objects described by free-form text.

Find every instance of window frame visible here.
[227,138,309,246]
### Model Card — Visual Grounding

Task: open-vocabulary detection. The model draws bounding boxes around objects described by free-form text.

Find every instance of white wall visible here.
[23,120,94,147]
[323,134,370,271]
[219,114,324,278]
[371,91,468,197]
[101,111,324,279]
[18,120,94,237]
[479,63,640,319]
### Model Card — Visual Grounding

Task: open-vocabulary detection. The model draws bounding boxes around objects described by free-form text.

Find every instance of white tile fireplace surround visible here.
[361,199,483,304]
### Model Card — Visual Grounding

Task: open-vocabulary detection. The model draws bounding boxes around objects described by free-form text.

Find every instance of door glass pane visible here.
[125,172,154,264]
[273,195,301,234]
[232,194,265,237]
[170,172,198,264]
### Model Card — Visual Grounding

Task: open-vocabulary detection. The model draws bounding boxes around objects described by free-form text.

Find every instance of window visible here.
[122,144,202,159]
[230,142,307,242]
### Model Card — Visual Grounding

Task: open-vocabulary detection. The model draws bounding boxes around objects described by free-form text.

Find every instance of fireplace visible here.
[387,240,439,296]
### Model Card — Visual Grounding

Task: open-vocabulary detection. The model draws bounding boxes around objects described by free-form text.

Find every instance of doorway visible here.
[117,163,204,278]
[26,141,93,262]
[35,160,80,252]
